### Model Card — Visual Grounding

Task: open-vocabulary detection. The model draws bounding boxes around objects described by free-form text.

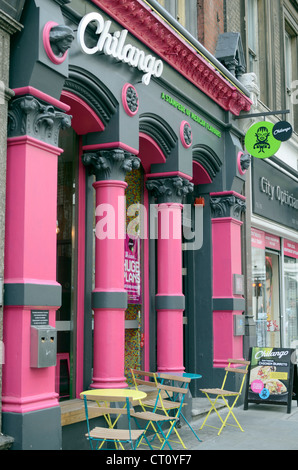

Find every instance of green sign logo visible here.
[245,122,281,158]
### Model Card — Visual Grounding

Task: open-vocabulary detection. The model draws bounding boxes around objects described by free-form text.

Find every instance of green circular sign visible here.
[245,122,281,158]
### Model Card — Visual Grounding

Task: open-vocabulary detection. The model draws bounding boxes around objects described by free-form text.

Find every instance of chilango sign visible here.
[244,347,297,413]
[77,12,164,85]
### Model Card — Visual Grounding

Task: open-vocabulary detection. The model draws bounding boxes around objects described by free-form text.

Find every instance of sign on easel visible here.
[244,347,297,413]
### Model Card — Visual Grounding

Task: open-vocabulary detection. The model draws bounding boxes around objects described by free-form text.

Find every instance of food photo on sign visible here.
[245,347,296,411]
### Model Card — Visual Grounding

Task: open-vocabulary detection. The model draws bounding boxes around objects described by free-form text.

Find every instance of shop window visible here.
[251,229,281,348]
[284,255,298,353]
[156,0,198,38]
[247,0,259,76]
[284,24,298,132]
[124,167,145,383]
[265,252,280,347]
[56,127,79,400]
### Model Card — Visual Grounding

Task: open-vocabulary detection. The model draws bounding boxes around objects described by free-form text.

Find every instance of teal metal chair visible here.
[130,369,191,449]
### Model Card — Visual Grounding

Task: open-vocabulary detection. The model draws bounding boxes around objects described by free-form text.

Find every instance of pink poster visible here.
[251,228,265,249]
[124,234,141,303]
[284,239,298,259]
[265,233,280,250]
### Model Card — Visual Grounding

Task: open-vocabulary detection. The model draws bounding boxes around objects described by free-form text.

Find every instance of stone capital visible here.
[210,193,246,220]
[8,95,72,146]
[82,148,140,181]
[146,176,194,204]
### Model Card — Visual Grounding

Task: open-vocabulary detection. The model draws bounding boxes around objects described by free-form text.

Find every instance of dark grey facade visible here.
[2,0,253,449]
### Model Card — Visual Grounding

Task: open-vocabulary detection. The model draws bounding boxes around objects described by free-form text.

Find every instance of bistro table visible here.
[156,372,202,442]
[80,388,148,449]
[80,388,147,402]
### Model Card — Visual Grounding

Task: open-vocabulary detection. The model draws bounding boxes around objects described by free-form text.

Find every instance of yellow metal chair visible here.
[199,359,250,436]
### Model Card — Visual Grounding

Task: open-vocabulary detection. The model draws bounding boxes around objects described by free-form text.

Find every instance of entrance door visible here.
[56,127,79,399]
[265,251,281,347]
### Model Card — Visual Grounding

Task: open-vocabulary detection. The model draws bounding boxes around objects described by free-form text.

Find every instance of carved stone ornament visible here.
[122,83,139,116]
[82,148,140,181]
[210,194,246,219]
[50,25,75,56]
[8,95,72,146]
[240,153,251,172]
[146,176,194,204]
[43,22,74,64]
[180,120,192,148]
[95,0,252,116]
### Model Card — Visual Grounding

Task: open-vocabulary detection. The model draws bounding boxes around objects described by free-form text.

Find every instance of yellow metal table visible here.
[80,388,147,449]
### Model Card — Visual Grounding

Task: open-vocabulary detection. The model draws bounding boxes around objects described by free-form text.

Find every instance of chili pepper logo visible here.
[253,126,271,154]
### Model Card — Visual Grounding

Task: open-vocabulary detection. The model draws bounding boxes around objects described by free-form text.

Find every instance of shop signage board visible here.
[272,121,293,142]
[77,12,164,85]
[124,234,141,304]
[244,347,297,413]
[252,158,298,231]
[245,122,281,158]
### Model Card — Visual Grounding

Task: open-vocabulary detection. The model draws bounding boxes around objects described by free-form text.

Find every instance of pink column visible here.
[82,148,140,388]
[92,179,127,388]
[211,191,246,368]
[156,203,185,373]
[146,176,193,374]
[3,96,69,414]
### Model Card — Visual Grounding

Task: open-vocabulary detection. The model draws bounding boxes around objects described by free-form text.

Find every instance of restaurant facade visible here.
[1,0,252,449]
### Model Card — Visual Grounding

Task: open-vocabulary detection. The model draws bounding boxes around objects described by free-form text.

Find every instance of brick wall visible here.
[197,0,224,54]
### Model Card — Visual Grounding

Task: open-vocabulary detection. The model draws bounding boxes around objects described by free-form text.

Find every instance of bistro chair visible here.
[130,369,190,449]
[81,392,146,450]
[199,359,250,436]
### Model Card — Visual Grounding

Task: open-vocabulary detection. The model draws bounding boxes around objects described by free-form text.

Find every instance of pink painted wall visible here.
[212,216,244,367]
[3,136,62,413]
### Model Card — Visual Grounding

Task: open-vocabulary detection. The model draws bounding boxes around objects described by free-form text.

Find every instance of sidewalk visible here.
[170,398,298,450]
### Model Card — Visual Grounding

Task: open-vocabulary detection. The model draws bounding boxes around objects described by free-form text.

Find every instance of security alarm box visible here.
[30,325,57,368]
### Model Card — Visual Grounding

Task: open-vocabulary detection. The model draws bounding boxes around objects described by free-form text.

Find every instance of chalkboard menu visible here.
[244,347,297,413]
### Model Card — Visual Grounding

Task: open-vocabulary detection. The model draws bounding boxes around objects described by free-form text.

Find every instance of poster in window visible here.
[124,234,141,304]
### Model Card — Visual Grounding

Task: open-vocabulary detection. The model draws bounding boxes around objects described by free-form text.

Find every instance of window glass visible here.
[56,127,78,399]
[265,252,280,347]
[252,246,267,346]
[252,233,281,348]
[284,256,298,352]
[155,0,198,38]
[247,0,258,74]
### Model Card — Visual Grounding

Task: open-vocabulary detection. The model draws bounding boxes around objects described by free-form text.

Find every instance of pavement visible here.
[166,397,298,450]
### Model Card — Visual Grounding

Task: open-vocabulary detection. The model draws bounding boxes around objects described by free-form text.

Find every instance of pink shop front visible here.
[2,0,252,449]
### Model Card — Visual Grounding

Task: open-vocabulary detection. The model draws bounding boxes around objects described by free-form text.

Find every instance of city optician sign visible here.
[77,12,164,85]
[252,158,298,231]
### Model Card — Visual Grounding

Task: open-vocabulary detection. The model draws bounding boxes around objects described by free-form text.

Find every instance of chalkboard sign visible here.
[244,347,297,413]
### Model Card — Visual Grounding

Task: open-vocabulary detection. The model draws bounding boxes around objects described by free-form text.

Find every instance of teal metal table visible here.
[157,372,202,442]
